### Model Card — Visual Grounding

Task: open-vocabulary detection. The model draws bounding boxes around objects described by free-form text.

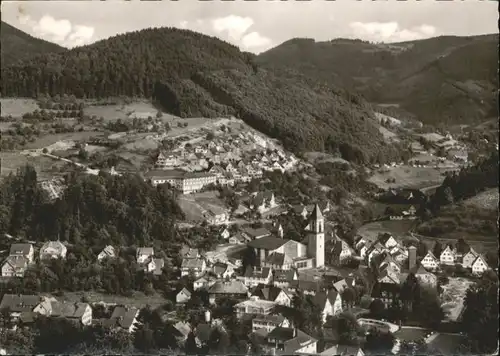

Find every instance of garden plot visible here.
[440,277,475,322]
[0,98,39,118]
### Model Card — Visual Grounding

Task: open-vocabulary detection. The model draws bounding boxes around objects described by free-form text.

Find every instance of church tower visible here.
[306,204,325,268]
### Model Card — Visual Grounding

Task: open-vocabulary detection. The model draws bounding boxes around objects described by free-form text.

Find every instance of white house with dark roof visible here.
[471,255,489,275]
[314,289,343,323]
[181,258,206,277]
[321,344,364,356]
[240,266,273,288]
[1,256,29,277]
[461,249,479,269]
[242,227,272,241]
[9,243,34,264]
[102,306,139,333]
[145,257,165,275]
[48,301,92,325]
[136,247,154,264]
[176,288,192,304]
[421,251,439,271]
[254,327,318,355]
[97,245,117,262]
[208,280,249,304]
[439,246,455,265]
[252,314,291,333]
[235,297,277,318]
[40,241,67,260]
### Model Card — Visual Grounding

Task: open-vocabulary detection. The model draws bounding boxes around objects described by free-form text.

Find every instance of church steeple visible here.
[306,203,325,268]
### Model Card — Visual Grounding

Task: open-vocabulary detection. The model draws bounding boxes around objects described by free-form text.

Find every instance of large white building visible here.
[144,169,217,194]
[247,204,325,270]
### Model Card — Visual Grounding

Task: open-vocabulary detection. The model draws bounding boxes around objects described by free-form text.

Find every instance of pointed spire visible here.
[310,203,323,221]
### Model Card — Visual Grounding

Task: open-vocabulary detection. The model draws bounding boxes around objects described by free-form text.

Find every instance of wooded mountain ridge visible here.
[257,34,498,125]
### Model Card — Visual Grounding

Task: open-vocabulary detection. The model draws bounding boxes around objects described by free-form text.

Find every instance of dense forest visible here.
[0,21,66,66]
[1,26,398,164]
[0,165,184,247]
[257,35,498,125]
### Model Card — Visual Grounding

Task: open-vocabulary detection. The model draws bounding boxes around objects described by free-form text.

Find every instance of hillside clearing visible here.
[356,219,418,241]
[368,165,456,190]
[0,98,39,118]
[463,188,498,210]
[56,291,169,309]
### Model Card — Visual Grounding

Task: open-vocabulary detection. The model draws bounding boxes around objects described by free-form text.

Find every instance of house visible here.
[170,321,192,345]
[377,267,400,285]
[103,306,139,333]
[97,245,117,262]
[250,191,277,213]
[219,227,231,240]
[203,205,229,225]
[180,246,200,259]
[252,284,292,307]
[263,252,294,271]
[255,327,318,355]
[240,267,273,288]
[49,302,93,325]
[439,246,455,265]
[181,258,206,277]
[272,269,298,288]
[378,234,399,249]
[9,243,35,263]
[208,280,249,304]
[471,255,489,275]
[314,289,343,323]
[176,288,192,304]
[321,345,365,356]
[413,265,438,288]
[1,256,29,277]
[40,241,67,260]
[447,149,468,163]
[242,227,272,241]
[193,277,209,291]
[136,247,154,264]
[229,233,246,245]
[291,205,310,219]
[0,294,43,321]
[421,251,439,271]
[330,239,353,265]
[234,297,276,318]
[156,152,180,168]
[288,280,322,296]
[144,258,165,275]
[461,249,479,269]
[379,254,402,274]
[252,314,291,333]
[212,262,234,279]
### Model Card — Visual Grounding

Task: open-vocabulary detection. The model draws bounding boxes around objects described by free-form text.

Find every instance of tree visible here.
[206,132,215,140]
[133,324,157,352]
[364,329,395,354]
[241,246,257,271]
[461,274,498,353]
[432,241,443,260]
[413,287,444,329]
[456,238,470,254]
[326,312,361,346]
[341,287,356,309]
[185,331,199,355]
[369,299,385,318]
[156,111,163,119]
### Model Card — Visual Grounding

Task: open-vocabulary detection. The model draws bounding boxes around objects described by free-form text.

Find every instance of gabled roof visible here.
[243,227,272,239]
[252,284,286,301]
[3,255,28,269]
[265,252,293,266]
[50,302,89,319]
[247,235,288,250]
[0,294,41,312]
[182,258,205,269]
[472,255,488,267]
[314,289,339,309]
[208,280,248,295]
[253,314,286,324]
[289,279,322,292]
[423,250,438,261]
[273,269,297,282]
[41,241,66,253]
[177,287,192,298]
[308,204,323,221]
[213,262,229,275]
[9,243,32,256]
[266,327,317,353]
[109,306,139,329]
[136,247,154,256]
[244,266,272,279]
[321,344,363,356]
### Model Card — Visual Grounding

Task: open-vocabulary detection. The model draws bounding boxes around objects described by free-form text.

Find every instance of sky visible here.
[1,0,498,54]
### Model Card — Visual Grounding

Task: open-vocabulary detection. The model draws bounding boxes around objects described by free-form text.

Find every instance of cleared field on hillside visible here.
[463,188,498,210]
[0,151,69,179]
[357,219,418,241]
[23,131,107,150]
[368,165,455,190]
[58,291,169,309]
[177,191,227,223]
[83,100,167,122]
[0,98,39,118]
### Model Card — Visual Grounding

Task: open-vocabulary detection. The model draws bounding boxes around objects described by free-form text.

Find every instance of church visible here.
[247,204,325,271]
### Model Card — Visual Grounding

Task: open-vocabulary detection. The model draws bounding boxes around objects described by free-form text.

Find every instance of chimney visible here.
[408,245,417,270]
[204,309,211,324]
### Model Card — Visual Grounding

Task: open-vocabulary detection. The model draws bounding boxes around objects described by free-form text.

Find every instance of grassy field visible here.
[177,191,228,223]
[57,291,169,309]
[23,131,107,150]
[463,188,498,210]
[83,100,167,122]
[0,98,39,118]
[440,277,474,322]
[368,165,455,190]
[0,151,70,179]
[357,219,418,241]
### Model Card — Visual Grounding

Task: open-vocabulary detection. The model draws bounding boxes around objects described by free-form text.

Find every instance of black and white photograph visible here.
[0,0,498,355]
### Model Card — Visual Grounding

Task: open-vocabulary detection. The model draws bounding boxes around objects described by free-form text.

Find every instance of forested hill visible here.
[1,26,404,164]
[257,35,498,125]
[0,21,67,66]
